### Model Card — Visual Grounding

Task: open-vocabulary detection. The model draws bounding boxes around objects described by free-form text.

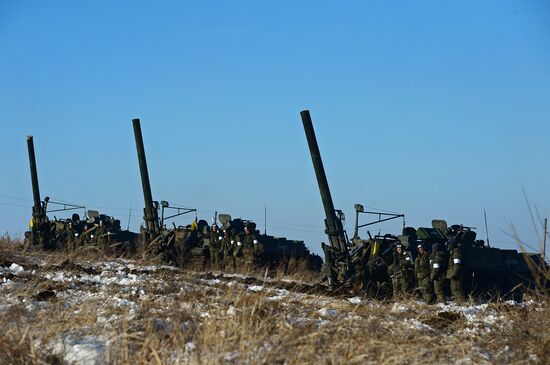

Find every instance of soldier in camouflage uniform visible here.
[389,243,413,300]
[209,224,223,269]
[430,243,448,303]
[221,226,234,270]
[95,218,108,251]
[414,242,434,303]
[446,241,465,303]
[232,229,245,268]
[242,222,263,270]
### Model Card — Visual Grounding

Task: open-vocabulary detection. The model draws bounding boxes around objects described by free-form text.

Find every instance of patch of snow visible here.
[114,297,134,307]
[226,305,236,316]
[348,297,361,304]
[185,342,195,352]
[224,351,240,362]
[529,353,539,362]
[345,314,364,321]
[403,318,433,331]
[265,289,290,301]
[202,278,221,286]
[51,335,105,365]
[266,295,285,301]
[248,285,263,292]
[223,273,249,280]
[9,263,24,274]
[112,297,137,319]
[200,312,210,318]
[153,318,174,333]
[391,303,409,313]
[318,308,337,317]
[45,272,72,282]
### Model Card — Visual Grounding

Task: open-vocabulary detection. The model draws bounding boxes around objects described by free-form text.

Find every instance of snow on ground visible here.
[1,248,547,364]
[50,335,106,365]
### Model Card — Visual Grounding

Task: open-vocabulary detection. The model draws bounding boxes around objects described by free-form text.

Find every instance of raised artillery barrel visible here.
[300,110,346,253]
[132,118,160,235]
[26,135,44,219]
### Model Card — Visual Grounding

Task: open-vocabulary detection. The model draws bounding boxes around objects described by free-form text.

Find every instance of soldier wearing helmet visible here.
[446,240,465,303]
[414,242,434,303]
[209,223,223,269]
[242,222,263,270]
[221,225,234,270]
[389,242,413,300]
[430,243,448,303]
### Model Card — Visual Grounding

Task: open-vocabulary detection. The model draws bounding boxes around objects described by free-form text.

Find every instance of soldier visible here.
[209,224,223,269]
[221,226,235,270]
[447,241,465,303]
[430,243,448,303]
[389,243,413,300]
[414,242,434,303]
[95,218,108,251]
[242,222,263,270]
[232,228,245,268]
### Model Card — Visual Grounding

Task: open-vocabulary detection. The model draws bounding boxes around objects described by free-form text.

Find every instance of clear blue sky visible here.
[1,1,549,257]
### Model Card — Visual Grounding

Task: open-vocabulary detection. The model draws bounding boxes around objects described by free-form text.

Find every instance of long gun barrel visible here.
[26,135,44,220]
[300,110,348,254]
[132,118,160,235]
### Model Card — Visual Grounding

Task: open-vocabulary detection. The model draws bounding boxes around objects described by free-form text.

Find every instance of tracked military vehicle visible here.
[132,118,322,271]
[415,219,546,300]
[217,214,322,270]
[300,109,547,299]
[25,135,138,252]
[132,118,199,264]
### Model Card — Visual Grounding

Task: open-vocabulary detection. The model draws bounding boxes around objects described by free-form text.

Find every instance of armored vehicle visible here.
[217,214,322,270]
[416,219,546,300]
[132,118,199,264]
[25,135,137,252]
[300,110,547,299]
[132,118,322,271]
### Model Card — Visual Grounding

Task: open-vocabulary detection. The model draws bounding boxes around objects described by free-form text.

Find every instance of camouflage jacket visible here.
[243,233,264,257]
[414,252,431,280]
[209,231,223,251]
[232,233,244,257]
[391,251,413,278]
[430,249,448,280]
[221,235,233,255]
[446,246,463,279]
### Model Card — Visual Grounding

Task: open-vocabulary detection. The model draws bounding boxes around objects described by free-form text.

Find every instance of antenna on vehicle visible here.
[543,218,547,261]
[484,208,491,248]
[127,206,132,231]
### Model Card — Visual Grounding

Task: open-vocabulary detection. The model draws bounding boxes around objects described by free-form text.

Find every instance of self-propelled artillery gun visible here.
[24,135,138,252]
[132,118,322,270]
[300,110,547,299]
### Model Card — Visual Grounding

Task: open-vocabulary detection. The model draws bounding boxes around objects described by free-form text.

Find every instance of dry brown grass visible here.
[1,238,549,364]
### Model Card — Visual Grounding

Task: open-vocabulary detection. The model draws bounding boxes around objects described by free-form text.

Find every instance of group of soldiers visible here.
[181,220,265,270]
[389,238,465,303]
[27,212,127,252]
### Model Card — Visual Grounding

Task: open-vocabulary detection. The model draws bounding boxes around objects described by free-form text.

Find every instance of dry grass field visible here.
[1,238,549,365]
